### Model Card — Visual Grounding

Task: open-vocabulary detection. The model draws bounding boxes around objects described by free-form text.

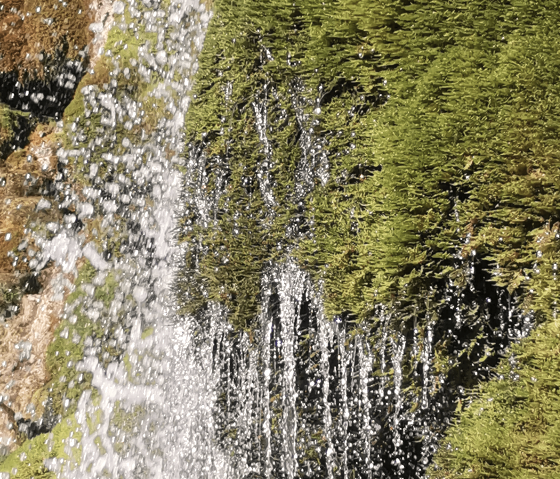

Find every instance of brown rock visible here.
[0,120,60,283]
[0,268,64,452]
[0,0,112,456]
[0,0,94,81]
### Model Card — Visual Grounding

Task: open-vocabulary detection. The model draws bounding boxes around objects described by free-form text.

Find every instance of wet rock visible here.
[0,269,64,453]
[0,121,61,296]
[0,0,96,117]
[0,1,113,460]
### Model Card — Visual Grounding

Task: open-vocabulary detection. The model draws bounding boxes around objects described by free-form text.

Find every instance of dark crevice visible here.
[0,57,87,119]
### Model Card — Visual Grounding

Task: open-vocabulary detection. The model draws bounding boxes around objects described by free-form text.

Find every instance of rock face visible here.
[86,0,114,71]
[0,121,59,322]
[0,0,94,117]
[0,0,112,458]
[0,270,64,454]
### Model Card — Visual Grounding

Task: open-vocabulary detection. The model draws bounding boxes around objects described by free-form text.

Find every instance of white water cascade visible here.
[17,1,234,477]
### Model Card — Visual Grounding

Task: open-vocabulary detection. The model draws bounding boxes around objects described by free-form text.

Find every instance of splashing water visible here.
[16,0,234,477]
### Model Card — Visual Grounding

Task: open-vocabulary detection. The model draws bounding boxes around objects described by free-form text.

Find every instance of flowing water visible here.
[15,0,233,477]
[6,0,537,477]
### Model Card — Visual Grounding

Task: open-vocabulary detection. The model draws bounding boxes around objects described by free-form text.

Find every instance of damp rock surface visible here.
[0,268,65,453]
[0,0,123,464]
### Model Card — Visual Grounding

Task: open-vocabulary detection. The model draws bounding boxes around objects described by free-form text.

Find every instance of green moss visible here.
[179,0,375,328]
[0,105,32,162]
[0,416,82,479]
[46,262,100,418]
[109,402,147,456]
[180,0,560,370]
[141,327,154,339]
[179,0,560,473]
[429,318,560,478]
[181,0,560,325]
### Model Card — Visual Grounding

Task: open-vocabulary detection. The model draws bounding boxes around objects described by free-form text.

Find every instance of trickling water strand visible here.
[236,334,260,474]
[292,79,329,202]
[276,260,306,479]
[421,320,433,411]
[390,334,406,476]
[377,309,390,407]
[260,277,274,478]
[252,82,277,211]
[335,322,350,479]
[315,288,335,479]
[418,319,436,469]
[357,339,373,478]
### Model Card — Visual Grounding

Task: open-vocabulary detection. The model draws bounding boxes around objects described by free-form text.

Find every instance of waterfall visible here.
[1,0,553,478]
[6,0,234,477]
[175,16,533,471]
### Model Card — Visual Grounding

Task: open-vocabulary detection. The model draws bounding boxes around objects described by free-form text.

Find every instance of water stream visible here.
[17,1,232,477]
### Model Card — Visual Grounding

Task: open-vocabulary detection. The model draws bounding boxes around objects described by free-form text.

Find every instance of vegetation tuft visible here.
[0,415,82,479]
[429,318,560,478]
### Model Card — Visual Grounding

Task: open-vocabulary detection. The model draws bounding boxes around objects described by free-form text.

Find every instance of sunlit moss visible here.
[0,416,82,479]
[429,318,560,478]
[179,0,560,474]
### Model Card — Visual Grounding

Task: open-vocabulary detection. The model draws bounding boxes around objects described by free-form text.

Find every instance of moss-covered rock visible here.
[0,106,33,162]
[429,318,560,478]
[0,0,95,116]
[178,0,560,475]
[0,415,82,478]
[1,0,211,473]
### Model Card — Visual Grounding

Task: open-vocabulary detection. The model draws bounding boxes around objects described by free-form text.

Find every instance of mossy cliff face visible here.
[0,0,558,476]
[179,0,560,476]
